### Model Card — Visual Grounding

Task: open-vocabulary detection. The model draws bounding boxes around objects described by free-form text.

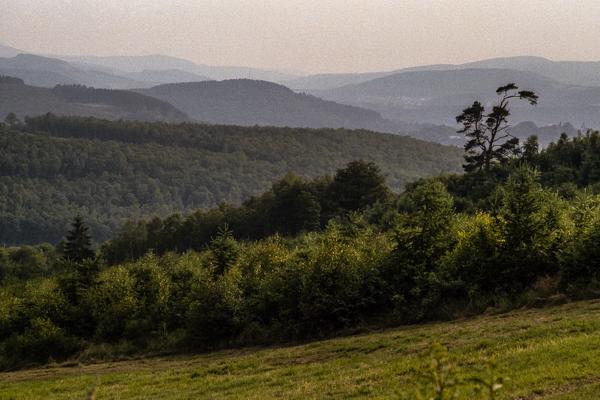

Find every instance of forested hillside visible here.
[138,79,399,131]
[0,79,188,122]
[0,115,462,244]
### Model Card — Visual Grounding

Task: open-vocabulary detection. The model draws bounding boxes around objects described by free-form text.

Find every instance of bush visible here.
[1,317,79,366]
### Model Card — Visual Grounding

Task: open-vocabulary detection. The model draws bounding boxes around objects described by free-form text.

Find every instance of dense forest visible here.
[0,114,462,244]
[0,78,187,122]
[5,84,600,371]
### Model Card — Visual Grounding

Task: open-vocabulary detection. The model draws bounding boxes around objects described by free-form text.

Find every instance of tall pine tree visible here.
[63,215,95,262]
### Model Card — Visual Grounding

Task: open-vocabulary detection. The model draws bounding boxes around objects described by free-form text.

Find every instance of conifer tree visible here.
[209,224,239,275]
[63,215,95,263]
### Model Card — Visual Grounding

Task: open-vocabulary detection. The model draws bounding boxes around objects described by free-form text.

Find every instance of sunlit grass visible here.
[2,300,600,399]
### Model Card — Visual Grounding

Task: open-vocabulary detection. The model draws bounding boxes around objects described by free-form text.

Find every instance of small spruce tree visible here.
[209,224,239,275]
[63,215,95,263]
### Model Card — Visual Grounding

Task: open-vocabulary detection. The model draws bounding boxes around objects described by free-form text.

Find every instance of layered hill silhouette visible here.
[3,44,600,145]
[314,68,600,127]
[137,79,398,131]
[0,50,295,89]
[59,54,299,82]
[0,54,145,89]
[0,78,187,122]
[286,56,600,91]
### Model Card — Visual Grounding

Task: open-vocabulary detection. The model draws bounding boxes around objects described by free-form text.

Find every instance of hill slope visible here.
[0,116,462,244]
[2,300,600,399]
[0,79,187,122]
[138,79,399,131]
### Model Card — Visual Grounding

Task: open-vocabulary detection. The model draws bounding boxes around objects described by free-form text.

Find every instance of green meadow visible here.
[2,300,600,399]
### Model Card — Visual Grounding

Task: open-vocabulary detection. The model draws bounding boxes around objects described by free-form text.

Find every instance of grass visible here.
[2,300,600,399]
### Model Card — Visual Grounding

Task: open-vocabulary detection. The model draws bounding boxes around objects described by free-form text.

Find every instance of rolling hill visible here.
[314,68,600,127]
[285,56,600,91]
[283,64,455,91]
[0,78,188,122]
[462,56,600,87]
[137,79,399,131]
[0,116,463,244]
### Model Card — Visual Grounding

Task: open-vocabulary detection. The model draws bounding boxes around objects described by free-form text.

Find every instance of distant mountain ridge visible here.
[58,54,300,82]
[3,43,600,145]
[0,54,146,89]
[314,68,600,128]
[285,56,600,91]
[0,43,301,88]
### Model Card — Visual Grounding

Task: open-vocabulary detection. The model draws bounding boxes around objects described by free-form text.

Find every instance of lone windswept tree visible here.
[457,83,538,173]
[63,215,95,263]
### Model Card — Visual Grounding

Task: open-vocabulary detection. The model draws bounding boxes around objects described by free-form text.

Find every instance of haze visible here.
[2,0,600,74]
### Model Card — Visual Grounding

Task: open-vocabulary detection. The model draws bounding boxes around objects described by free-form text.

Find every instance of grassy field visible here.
[2,300,600,399]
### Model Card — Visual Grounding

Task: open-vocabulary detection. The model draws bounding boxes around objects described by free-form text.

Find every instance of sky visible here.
[2,0,600,74]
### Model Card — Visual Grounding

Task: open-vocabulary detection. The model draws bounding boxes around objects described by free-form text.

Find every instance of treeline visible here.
[4,158,600,368]
[52,85,188,118]
[102,160,389,264]
[0,114,462,244]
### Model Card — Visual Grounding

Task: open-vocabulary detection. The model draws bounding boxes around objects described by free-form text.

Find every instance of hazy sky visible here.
[2,0,600,74]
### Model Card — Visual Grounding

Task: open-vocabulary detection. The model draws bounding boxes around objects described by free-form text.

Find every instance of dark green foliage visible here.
[62,216,95,263]
[6,125,600,369]
[0,114,462,245]
[331,160,389,212]
[0,244,57,282]
[270,174,322,234]
[384,181,455,320]
[535,130,600,187]
[521,135,539,164]
[209,226,240,276]
[497,166,559,290]
[101,162,389,265]
[560,219,600,293]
